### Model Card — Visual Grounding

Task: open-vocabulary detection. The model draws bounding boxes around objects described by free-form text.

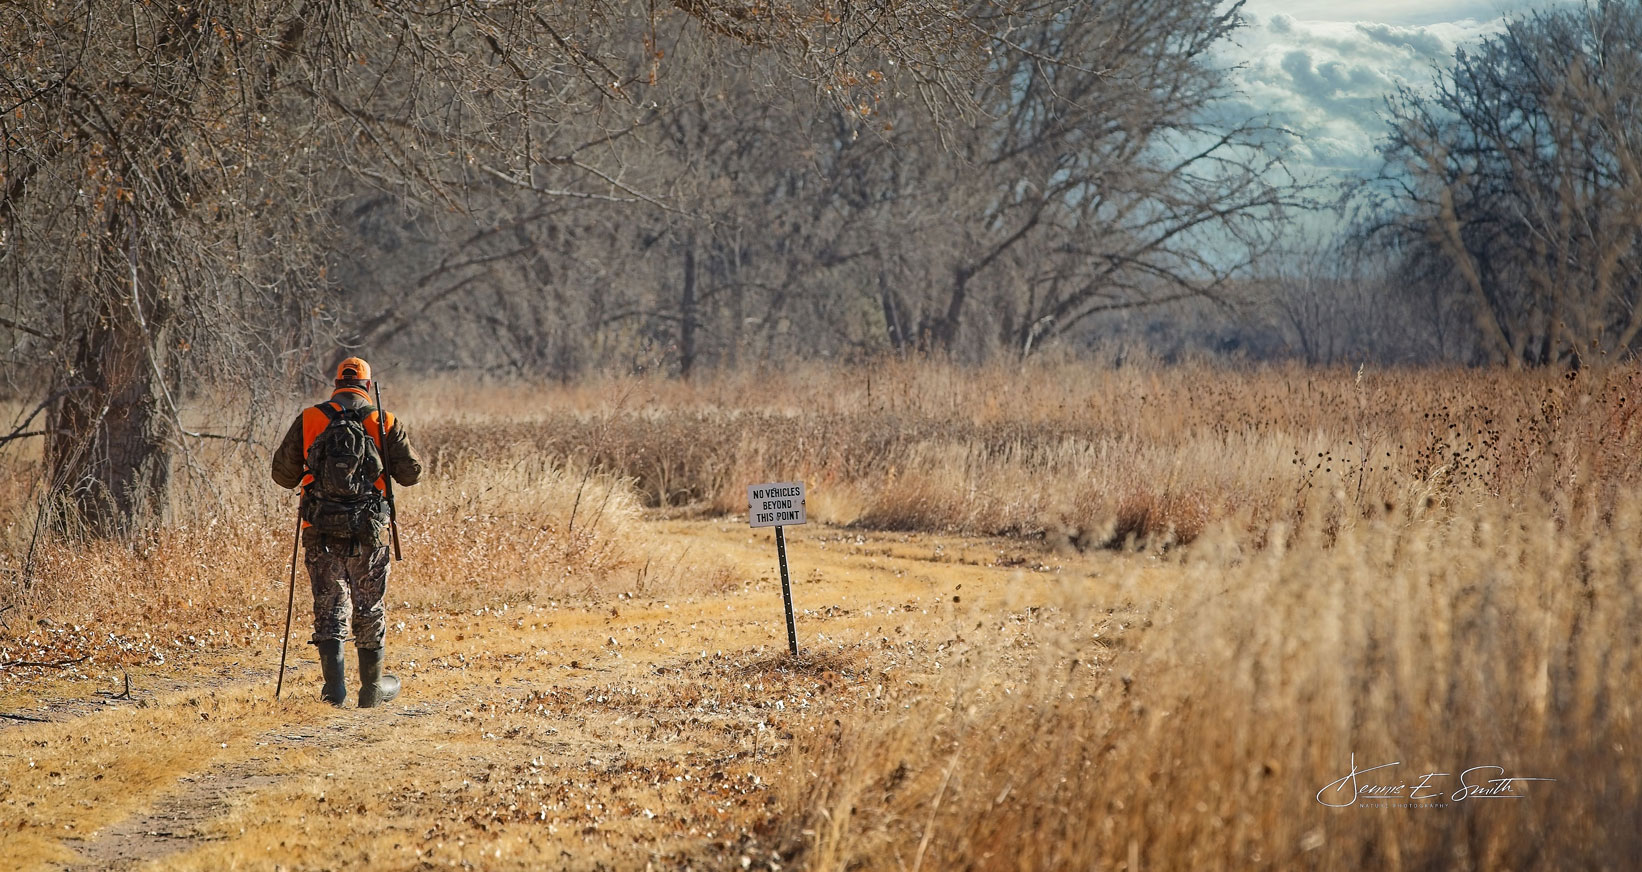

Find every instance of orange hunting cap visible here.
[335,357,372,382]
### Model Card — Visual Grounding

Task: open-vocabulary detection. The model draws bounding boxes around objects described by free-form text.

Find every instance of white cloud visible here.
[1244,0,1526,27]
[1355,23,1448,58]
[1217,5,1513,178]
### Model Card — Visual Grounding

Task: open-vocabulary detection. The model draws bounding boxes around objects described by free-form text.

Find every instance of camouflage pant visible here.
[306,543,391,649]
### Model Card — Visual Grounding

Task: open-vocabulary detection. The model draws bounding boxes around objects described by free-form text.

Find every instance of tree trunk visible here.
[929,266,970,353]
[728,249,743,369]
[679,235,698,377]
[49,274,174,538]
[878,268,908,355]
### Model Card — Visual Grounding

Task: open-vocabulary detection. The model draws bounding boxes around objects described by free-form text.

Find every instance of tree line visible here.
[5,0,1642,536]
[1354,0,1642,368]
[320,0,1295,376]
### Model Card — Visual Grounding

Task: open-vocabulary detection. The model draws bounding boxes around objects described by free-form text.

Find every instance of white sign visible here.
[748,481,807,528]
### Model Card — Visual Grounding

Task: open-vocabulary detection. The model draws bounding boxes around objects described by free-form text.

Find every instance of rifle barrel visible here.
[374,382,404,562]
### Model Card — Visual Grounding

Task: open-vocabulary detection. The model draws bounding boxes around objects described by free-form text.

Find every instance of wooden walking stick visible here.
[275,511,301,700]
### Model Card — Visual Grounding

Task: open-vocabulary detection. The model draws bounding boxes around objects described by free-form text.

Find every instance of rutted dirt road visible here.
[0,520,1139,871]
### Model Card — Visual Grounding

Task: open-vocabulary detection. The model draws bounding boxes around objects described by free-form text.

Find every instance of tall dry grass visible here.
[776,490,1640,870]
[389,361,1642,869]
[401,360,1642,547]
[0,395,640,673]
[8,359,1640,642]
[4,361,1638,870]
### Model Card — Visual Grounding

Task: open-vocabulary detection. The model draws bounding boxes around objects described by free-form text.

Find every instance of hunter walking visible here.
[272,358,423,707]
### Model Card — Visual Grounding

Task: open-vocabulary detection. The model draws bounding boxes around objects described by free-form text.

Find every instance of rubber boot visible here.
[316,639,348,706]
[356,647,400,708]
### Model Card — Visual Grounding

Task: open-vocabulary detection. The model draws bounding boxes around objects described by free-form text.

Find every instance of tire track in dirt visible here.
[51,701,433,870]
[60,758,284,870]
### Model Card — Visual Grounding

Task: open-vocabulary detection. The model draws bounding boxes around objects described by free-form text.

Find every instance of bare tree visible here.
[1,0,1016,535]
[1258,240,1452,365]
[1358,0,1642,367]
[865,0,1299,357]
[629,0,1303,364]
[2,3,343,534]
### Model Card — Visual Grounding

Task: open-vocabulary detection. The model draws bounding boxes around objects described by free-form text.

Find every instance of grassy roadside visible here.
[4,361,1639,870]
[777,499,1641,870]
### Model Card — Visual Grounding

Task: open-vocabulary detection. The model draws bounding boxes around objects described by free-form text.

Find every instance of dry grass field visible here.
[2,360,1638,870]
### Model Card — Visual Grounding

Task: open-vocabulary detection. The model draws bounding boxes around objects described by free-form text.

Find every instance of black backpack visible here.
[302,403,388,543]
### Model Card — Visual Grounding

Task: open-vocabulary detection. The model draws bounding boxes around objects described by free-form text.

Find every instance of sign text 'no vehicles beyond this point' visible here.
[747,481,806,528]
[748,481,805,656]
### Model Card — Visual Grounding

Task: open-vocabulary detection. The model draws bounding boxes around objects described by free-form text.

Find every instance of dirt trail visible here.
[0,519,1131,871]
[66,753,289,868]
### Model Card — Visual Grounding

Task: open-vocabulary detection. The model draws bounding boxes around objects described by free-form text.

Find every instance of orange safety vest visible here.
[299,388,396,499]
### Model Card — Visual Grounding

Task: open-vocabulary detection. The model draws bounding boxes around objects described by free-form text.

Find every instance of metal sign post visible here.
[748,481,806,657]
[774,525,797,656]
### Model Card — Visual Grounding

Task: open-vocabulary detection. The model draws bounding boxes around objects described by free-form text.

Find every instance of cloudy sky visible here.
[1221,0,1564,181]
